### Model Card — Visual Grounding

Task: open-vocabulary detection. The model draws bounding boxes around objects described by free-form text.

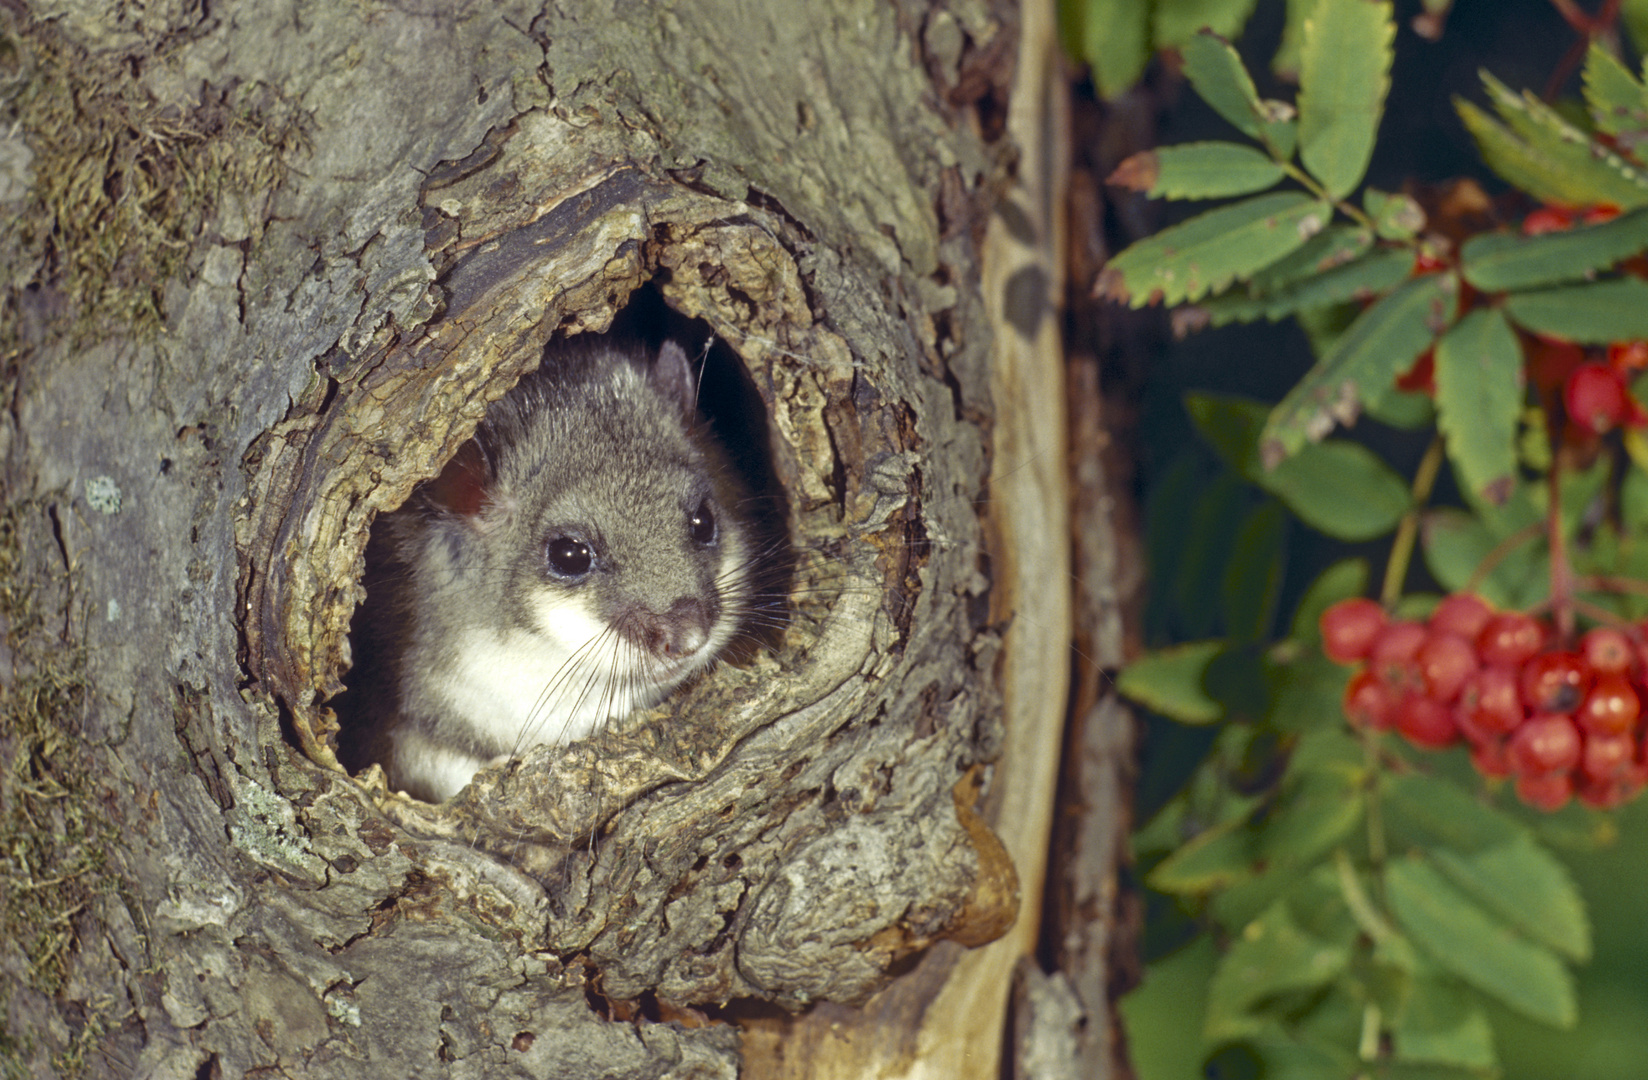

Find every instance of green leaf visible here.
[1434,308,1523,505]
[1119,938,1217,1080]
[1223,501,1288,641]
[1061,0,1150,100]
[1461,207,1648,292]
[1582,42,1648,144]
[1504,278,1648,342]
[1202,247,1413,326]
[1154,0,1261,48]
[1251,224,1375,293]
[1272,0,1319,80]
[1459,73,1648,209]
[1432,839,1591,963]
[1117,641,1226,723]
[1254,768,1363,868]
[1297,0,1395,198]
[1149,817,1255,894]
[1206,899,1352,1042]
[1261,273,1455,463]
[1181,31,1298,158]
[1365,188,1427,241]
[1391,977,1497,1070]
[1386,856,1577,1028]
[1627,0,1648,69]
[1383,773,1524,853]
[1290,557,1371,642]
[1097,192,1330,308]
[1110,141,1286,200]
[1266,440,1412,539]
[1420,506,1547,610]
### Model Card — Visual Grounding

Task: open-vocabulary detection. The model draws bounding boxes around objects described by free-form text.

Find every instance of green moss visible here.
[0,13,309,339]
[0,497,115,1078]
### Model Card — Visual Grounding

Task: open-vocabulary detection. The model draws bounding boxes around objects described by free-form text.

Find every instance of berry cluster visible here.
[1322,593,1648,811]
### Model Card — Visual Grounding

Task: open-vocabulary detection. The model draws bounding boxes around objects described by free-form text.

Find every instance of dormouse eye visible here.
[545,536,593,579]
[689,499,717,546]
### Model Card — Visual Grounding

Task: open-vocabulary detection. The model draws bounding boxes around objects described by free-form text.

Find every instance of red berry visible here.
[1430,593,1494,639]
[1458,665,1525,735]
[1577,778,1643,809]
[1320,598,1388,664]
[1477,612,1546,667]
[1580,626,1636,676]
[1565,362,1632,434]
[1522,206,1575,235]
[1343,669,1397,730]
[1369,621,1427,691]
[1467,734,1514,779]
[1577,674,1641,735]
[1417,632,1479,703]
[1582,731,1640,784]
[1509,715,1583,775]
[1516,771,1573,811]
[1520,651,1593,714]
[1396,694,1457,749]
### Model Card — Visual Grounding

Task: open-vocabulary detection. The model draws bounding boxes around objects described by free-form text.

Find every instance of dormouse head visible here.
[420,337,748,687]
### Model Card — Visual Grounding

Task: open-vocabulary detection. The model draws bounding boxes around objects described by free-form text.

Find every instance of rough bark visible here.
[0,0,1094,1077]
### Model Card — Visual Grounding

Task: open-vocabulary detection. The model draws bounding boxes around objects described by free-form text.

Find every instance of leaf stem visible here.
[1464,522,1543,594]
[1381,436,1446,607]
[1277,161,1379,232]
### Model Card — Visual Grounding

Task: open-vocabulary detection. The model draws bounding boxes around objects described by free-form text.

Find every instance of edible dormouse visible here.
[355,337,752,802]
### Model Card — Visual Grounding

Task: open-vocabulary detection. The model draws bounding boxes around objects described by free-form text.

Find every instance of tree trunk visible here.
[0,0,1109,1076]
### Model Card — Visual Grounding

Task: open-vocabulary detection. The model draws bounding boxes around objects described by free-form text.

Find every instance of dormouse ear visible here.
[652,339,700,418]
[422,436,491,517]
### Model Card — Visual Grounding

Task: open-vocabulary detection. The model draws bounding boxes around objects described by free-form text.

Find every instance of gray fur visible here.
[350,338,751,802]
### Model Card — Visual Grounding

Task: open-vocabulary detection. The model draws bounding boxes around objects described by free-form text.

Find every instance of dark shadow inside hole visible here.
[332,281,795,781]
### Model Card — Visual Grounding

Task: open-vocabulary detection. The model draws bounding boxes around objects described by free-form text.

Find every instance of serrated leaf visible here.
[1386,856,1577,1028]
[1097,192,1329,308]
[1181,31,1298,158]
[1583,42,1648,146]
[1432,839,1591,963]
[1461,206,1648,291]
[1460,73,1648,209]
[1261,273,1455,462]
[1391,977,1497,1070]
[1109,142,1286,200]
[1154,0,1261,49]
[1272,0,1318,80]
[1434,308,1523,505]
[1203,247,1413,325]
[1504,277,1648,342]
[1117,641,1226,723]
[1297,0,1394,198]
[1206,900,1352,1042]
[1252,224,1375,292]
[1267,440,1412,539]
[1149,817,1255,893]
[1062,0,1151,100]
